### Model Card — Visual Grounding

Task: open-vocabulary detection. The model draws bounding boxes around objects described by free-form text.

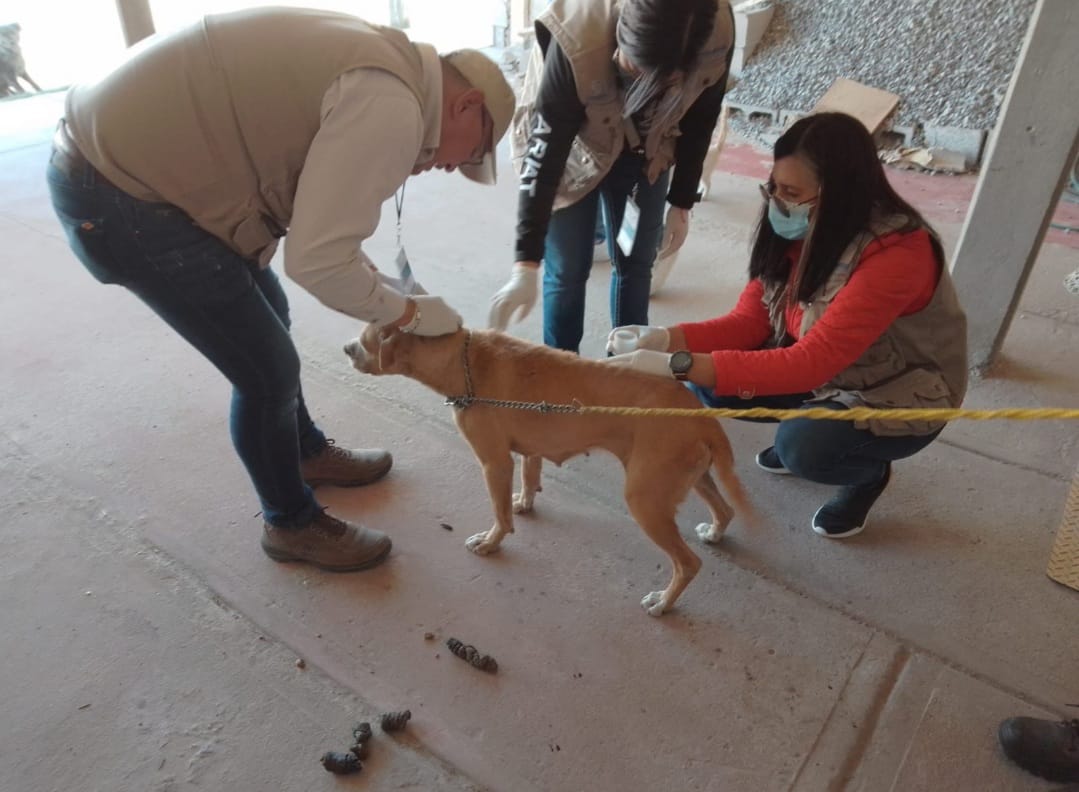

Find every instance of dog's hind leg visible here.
[465,451,516,556]
[625,473,701,617]
[513,454,542,513]
[693,471,735,545]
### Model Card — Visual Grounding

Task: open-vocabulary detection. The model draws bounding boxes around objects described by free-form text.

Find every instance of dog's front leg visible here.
[465,453,516,556]
[512,454,543,513]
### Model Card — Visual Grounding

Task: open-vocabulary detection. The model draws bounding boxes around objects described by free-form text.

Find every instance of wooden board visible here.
[810,77,899,134]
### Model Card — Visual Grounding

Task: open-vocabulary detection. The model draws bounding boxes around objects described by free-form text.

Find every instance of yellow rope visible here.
[576,405,1079,421]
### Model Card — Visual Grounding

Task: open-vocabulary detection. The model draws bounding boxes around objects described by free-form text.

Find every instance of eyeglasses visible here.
[758,181,818,217]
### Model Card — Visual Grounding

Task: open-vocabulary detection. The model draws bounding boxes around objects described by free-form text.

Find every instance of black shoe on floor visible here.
[811,463,892,539]
[755,446,790,475]
[998,716,1079,783]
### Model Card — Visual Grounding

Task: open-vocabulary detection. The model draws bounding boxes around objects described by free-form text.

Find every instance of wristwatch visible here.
[669,350,693,381]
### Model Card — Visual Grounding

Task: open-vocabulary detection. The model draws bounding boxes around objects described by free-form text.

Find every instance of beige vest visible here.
[511,0,733,210]
[65,8,426,264]
[763,216,969,436]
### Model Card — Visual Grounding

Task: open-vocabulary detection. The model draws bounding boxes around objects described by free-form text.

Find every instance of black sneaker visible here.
[998,716,1079,783]
[755,446,790,475]
[811,464,892,539]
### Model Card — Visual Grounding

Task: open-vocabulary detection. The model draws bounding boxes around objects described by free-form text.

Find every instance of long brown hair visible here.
[749,112,939,301]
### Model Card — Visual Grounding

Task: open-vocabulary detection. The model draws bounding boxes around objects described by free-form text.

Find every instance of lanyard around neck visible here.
[394,182,406,248]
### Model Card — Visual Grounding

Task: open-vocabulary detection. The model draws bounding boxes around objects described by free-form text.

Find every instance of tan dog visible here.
[344,326,753,616]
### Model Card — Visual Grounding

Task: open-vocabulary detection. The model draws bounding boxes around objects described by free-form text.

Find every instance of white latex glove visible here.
[401,295,463,336]
[488,262,539,330]
[603,350,673,379]
[606,325,671,355]
[658,205,690,258]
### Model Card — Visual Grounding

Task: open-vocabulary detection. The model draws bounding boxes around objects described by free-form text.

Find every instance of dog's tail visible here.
[708,429,762,529]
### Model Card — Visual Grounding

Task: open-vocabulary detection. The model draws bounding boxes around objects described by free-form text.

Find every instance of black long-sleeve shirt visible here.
[515,41,726,262]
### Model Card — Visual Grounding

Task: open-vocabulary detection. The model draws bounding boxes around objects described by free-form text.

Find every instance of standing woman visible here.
[606,112,969,538]
[488,0,734,352]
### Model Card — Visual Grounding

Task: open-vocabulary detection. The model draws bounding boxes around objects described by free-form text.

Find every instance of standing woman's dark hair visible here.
[748,112,938,302]
[616,0,718,117]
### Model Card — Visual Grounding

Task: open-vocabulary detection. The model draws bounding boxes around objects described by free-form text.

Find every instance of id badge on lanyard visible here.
[616,184,641,257]
[387,184,420,294]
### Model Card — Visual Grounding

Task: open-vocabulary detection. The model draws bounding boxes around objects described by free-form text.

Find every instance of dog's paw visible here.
[695,522,725,544]
[465,531,500,555]
[640,590,670,617]
[512,492,535,514]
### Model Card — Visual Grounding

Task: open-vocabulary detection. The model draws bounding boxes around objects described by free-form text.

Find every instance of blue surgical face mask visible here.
[768,197,814,240]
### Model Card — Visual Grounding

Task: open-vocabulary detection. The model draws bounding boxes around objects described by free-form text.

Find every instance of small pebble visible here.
[424,632,435,641]
[295,658,306,670]
[440,522,454,531]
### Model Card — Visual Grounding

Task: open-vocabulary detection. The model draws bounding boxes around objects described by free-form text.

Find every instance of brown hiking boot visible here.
[301,439,392,487]
[261,510,391,572]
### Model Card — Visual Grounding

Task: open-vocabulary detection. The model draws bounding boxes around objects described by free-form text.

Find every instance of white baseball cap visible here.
[443,49,516,185]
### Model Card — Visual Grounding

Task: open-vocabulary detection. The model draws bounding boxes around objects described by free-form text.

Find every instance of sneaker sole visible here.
[811,507,866,539]
[261,540,392,572]
[755,456,791,475]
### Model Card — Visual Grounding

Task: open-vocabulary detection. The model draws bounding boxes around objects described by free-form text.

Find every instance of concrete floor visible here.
[3,91,1078,792]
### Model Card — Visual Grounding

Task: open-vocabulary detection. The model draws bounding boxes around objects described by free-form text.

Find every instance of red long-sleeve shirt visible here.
[678,229,940,398]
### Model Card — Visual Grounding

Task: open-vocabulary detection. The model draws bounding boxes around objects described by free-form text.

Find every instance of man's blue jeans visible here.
[542,149,670,352]
[687,387,941,487]
[46,154,326,527]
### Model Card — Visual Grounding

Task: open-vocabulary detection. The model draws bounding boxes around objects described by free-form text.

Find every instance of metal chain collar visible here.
[444,331,582,414]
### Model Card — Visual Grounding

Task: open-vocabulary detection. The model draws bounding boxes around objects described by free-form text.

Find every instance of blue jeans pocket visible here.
[54,212,122,285]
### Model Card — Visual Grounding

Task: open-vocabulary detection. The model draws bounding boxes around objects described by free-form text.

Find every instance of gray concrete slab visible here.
[0,453,480,792]
[3,91,1078,790]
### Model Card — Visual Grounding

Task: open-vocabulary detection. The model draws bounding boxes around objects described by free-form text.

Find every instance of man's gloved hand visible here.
[602,349,673,378]
[658,205,690,258]
[488,262,539,330]
[401,295,462,336]
[606,325,671,355]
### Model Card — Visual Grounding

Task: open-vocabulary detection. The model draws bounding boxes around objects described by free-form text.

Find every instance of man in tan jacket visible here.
[46,7,515,572]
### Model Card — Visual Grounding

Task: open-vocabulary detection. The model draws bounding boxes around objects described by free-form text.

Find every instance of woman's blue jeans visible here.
[687,387,941,487]
[542,149,670,352]
[46,154,325,527]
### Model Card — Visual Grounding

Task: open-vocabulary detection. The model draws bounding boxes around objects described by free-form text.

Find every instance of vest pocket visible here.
[854,368,954,437]
[857,367,952,409]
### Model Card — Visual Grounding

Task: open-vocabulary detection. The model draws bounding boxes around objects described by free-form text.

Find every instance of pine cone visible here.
[380,710,412,732]
[446,637,499,673]
[321,751,362,775]
[352,721,373,744]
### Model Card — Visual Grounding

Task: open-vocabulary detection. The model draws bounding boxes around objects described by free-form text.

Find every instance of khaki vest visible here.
[762,216,969,436]
[65,8,426,264]
[511,0,733,210]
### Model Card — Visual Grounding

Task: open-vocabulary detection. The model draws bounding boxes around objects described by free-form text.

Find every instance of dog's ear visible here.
[376,327,408,373]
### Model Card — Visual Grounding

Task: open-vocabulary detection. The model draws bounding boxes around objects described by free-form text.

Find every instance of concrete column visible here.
[510,0,530,37]
[950,0,1079,372]
[115,0,155,48]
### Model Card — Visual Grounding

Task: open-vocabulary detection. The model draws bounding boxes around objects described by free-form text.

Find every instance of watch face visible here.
[670,350,693,374]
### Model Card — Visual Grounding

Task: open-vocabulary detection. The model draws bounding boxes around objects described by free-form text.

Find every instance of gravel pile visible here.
[727,0,1037,140]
